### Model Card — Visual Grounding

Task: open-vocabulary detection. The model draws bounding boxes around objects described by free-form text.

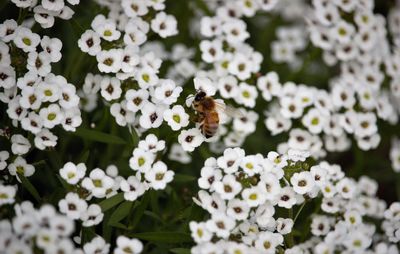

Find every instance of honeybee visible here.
[192,91,225,138]
[192,91,220,138]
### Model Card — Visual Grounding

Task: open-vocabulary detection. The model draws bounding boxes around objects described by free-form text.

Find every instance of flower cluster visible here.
[0,200,143,253]
[0,20,82,150]
[271,26,308,65]
[390,137,400,173]
[190,147,400,253]
[0,201,79,253]
[10,0,79,28]
[127,134,174,199]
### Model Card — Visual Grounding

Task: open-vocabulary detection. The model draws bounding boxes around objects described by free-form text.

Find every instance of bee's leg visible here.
[191,112,205,123]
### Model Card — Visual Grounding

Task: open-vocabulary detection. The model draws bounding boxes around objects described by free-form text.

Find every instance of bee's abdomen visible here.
[201,111,219,138]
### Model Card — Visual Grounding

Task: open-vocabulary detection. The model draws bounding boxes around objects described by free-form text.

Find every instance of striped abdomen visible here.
[201,111,219,138]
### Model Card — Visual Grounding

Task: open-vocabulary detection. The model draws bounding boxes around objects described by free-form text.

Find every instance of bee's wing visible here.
[214,99,244,118]
[185,94,195,107]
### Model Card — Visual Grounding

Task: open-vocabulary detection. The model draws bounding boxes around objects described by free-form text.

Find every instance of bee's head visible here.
[195,91,206,101]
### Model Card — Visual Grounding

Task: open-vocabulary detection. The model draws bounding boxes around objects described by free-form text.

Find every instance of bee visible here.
[192,90,233,138]
[192,91,224,138]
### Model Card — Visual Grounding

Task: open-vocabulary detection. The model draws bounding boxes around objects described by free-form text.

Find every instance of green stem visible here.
[17,8,28,25]
[293,202,306,224]
[286,208,295,248]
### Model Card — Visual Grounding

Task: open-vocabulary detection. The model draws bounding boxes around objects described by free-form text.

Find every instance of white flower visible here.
[58,192,88,220]
[135,66,159,89]
[129,148,155,172]
[206,213,235,238]
[190,221,213,243]
[145,161,174,190]
[78,30,102,56]
[232,109,258,134]
[354,112,377,138]
[138,134,165,153]
[0,151,9,170]
[62,107,82,131]
[277,187,297,209]
[254,231,283,254]
[123,22,147,47]
[59,162,86,184]
[214,174,242,200]
[26,51,52,77]
[344,210,362,227]
[217,147,245,174]
[228,54,253,80]
[222,19,249,44]
[343,231,371,252]
[114,236,143,254]
[34,129,58,150]
[139,102,166,129]
[20,86,43,110]
[38,80,60,103]
[242,186,266,207]
[336,177,357,199]
[81,168,114,198]
[100,76,122,101]
[227,198,250,220]
[41,36,62,62]
[0,65,16,89]
[59,83,79,109]
[258,172,281,200]
[151,12,178,38]
[257,72,281,101]
[120,175,146,201]
[163,105,190,131]
[39,104,63,128]
[121,46,140,73]
[94,19,121,42]
[42,0,64,12]
[84,236,110,254]
[198,165,222,190]
[0,19,18,42]
[122,0,149,17]
[178,128,205,152]
[311,215,331,236]
[168,143,192,164]
[81,204,104,227]
[234,82,258,108]
[11,134,31,155]
[302,108,326,134]
[193,76,217,96]
[13,27,40,53]
[153,79,182,105]
[291,171,316,195]
[200,40,224,63]
[110,101,135,126]
[97,49,123,73]
[8,156,35,180]
[10,0,33,8]
[276,218,294,235]
[217,75,239,99]
[0,184,17,206]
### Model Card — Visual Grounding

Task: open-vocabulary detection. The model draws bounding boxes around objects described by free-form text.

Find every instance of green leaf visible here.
[174,174,196,183]
[99,193,124,212]
[170,248,191,254]
[79,150,90,163]
[129,127,139,147]
[18,174,41,202]
[129,232,193,244]
[73,128,127,145]
[109,201,133,228]
[56,175,70,190]
[130,193,150,229]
